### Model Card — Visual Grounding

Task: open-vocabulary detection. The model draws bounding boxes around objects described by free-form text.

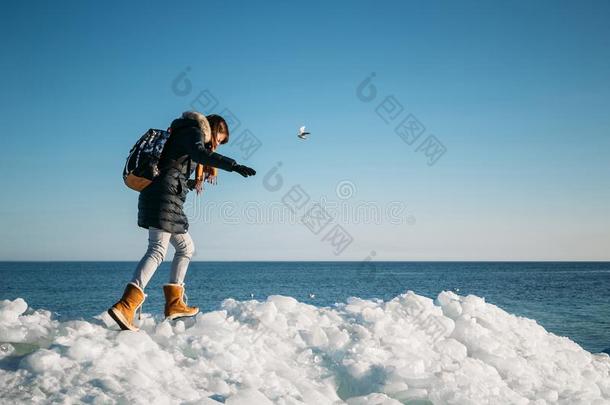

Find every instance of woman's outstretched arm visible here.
[183,128,256,177]
[184,128,236,171]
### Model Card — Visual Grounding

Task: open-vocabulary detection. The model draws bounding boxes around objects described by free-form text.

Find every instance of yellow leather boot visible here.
[163,283,199,320]
[108,282,146,331]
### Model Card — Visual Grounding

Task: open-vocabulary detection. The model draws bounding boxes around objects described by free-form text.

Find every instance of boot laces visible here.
[183,286,189,307]
[138,293,148,321]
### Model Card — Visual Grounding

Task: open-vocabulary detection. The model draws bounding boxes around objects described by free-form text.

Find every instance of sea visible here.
[1,261,608,354]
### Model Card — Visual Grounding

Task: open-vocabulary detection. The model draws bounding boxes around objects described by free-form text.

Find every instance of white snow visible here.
[1,291,609,404]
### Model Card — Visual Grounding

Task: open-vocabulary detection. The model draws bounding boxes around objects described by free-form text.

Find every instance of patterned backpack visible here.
[123,128,172,191]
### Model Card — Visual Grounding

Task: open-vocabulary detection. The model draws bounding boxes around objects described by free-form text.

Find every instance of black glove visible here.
[186,179,197,190]
[232,164,256,177]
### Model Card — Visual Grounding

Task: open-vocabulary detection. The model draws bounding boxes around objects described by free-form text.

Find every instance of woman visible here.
[108,111,256,331]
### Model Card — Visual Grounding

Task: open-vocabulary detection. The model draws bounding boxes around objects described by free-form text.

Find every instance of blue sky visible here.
[1,0,609,260]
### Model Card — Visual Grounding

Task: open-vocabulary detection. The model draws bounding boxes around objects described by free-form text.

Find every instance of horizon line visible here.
[1,260,609,263]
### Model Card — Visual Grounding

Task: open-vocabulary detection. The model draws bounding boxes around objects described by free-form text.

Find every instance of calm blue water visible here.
[1,261,608,353]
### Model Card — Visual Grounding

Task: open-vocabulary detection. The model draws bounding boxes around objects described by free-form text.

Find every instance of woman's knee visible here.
[146,241,168,263]
[145,228,170,263]
[173,234,195,259]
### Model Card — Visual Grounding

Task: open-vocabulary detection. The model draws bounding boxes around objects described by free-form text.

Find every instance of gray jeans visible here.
[130,227,195,290]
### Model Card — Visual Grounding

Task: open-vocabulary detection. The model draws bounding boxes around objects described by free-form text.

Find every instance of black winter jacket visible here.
[137,118,236,234]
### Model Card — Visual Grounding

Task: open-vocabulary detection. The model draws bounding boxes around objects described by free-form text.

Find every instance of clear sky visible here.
[1,0,609,261]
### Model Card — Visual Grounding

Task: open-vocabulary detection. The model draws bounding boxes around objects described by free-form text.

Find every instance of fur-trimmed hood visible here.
[170,111,211,143]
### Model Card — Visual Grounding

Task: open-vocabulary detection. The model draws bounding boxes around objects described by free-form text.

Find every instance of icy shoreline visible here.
[1,291,609,404]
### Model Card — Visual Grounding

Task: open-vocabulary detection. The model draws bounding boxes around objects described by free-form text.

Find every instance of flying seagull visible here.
[297,126,310,140]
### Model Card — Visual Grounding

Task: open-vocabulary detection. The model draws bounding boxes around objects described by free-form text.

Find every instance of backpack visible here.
[123,128,172,191]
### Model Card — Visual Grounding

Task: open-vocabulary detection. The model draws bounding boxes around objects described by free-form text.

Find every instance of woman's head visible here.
[206,114,230,149]
[179,111,229,150]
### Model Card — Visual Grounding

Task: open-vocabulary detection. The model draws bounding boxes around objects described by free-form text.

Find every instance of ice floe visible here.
[1,291,609,404]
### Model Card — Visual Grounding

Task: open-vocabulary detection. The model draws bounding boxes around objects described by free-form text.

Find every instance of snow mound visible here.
[0,291,609,404]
